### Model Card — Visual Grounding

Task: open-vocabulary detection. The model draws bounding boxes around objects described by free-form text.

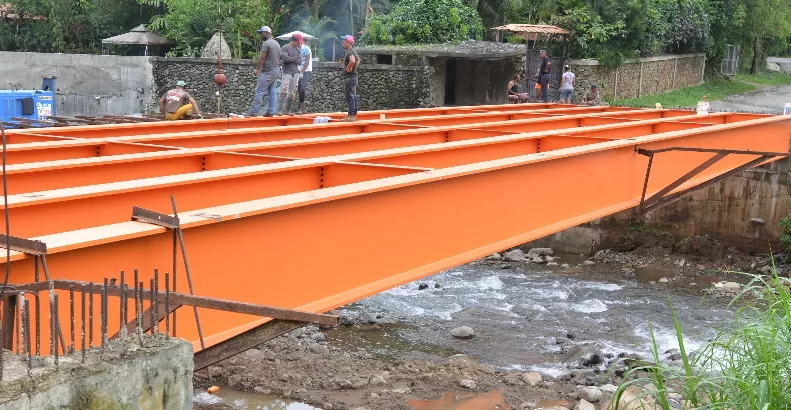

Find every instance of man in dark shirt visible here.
[278,35,303,115]
[537,50,552,102]
[340,35,360,122]
[248,26,281,117]
[159,80,201,120]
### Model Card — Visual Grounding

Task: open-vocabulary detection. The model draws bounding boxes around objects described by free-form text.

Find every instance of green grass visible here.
[613,73,791,108]
[611,268,791,410]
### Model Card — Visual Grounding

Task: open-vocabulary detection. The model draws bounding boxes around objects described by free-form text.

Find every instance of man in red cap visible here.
[295,33,312,114]
[341,34,360,121]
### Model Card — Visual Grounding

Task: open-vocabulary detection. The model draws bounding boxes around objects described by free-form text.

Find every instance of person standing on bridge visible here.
[248,26,281,117]
[560,65,575,104]
[278,34,303,115]
[340,35,360,122]
[537,50,552,103]
[297,33,312,114]
[159,81,202,120]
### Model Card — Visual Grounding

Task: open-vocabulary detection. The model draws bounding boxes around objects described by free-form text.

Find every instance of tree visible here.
[361,0,483,45]
[742,0,791,73]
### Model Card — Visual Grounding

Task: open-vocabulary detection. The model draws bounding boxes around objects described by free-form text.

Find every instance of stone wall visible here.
[0,51,154,117]
[150,57,437,114]
[568,54,705,102]
[0,338,193,410]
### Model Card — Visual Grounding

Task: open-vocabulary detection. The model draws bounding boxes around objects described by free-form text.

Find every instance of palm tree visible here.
[299,15,336,60]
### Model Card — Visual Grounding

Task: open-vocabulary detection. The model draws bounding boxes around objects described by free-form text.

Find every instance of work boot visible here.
[284,97,295,116]
[341,115,357,122]
[297,102,306,115]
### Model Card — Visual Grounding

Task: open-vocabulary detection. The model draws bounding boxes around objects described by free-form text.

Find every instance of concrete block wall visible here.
[568,54,705,102]
[0,338,193,410]
[0,51,154,117]
[150,57,438,115]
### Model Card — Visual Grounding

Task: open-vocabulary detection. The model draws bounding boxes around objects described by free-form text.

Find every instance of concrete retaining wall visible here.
[567,54,705,102]
[525,159,791,254]
[0,338,193,410]
[0,52,154,117]
[150,57,437,115]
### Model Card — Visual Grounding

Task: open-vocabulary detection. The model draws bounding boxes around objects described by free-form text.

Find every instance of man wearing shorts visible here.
[560,65,575,104]
[160,80,201,120]
[278,34,303,115]
[507,74,529,103]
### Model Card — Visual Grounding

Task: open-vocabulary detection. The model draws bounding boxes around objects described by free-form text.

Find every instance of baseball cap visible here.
[256,26,272,33]
[176,80,186,87]
[340,35,355,45]
[293,33,304,44]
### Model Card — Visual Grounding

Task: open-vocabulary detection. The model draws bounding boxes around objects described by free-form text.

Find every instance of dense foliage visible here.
[361,0,483,45]
[0,0,789,72]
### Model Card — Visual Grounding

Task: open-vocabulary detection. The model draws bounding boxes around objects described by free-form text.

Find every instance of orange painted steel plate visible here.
[0,104,787,354]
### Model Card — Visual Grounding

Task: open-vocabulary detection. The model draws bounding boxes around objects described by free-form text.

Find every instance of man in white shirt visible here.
[296,33,312,114]
[560,65,575,104]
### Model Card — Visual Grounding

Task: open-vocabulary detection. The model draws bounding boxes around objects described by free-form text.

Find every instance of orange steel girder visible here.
[0,105,788,354]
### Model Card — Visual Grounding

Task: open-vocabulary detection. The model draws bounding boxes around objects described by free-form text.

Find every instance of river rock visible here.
[351,378,368,389]
[370,375,387,386]
[723,282,741,292]
[578,386,603,402]
[531,256,546,264]
[487,252,502,260]
[459,379,477,389]
[505,249,527,262]
[583,260,596,266]
[561,263,570,269]
[309,344,330,356]
[658,277,669,283]
[600,384,618,394]
[527,248,554,257]
[451,326,475,339]
[599,385,658,409]
[243,348,267,361]
[418,283,429,290]
[522,371,543,386]
[576,399,596,410]
[311,332,326,342]
[435,283,441,288]
[547,261,559,267]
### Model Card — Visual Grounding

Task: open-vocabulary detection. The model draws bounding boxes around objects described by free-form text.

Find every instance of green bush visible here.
[613,270,791,409]
[781,213,791,257]
[361,0,482,45]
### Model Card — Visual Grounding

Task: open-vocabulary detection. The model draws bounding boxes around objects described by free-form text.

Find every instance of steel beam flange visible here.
[0,236,47,255]
[131,206,180,229]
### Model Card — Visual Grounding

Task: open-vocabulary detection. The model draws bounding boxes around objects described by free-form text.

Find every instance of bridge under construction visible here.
[0,103,788,371]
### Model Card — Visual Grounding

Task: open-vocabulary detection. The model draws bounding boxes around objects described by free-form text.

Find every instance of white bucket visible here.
[696,101,710,116]
[784,103,791,115]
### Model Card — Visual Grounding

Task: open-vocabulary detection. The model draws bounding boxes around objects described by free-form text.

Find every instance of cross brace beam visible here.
[636,147,790,214]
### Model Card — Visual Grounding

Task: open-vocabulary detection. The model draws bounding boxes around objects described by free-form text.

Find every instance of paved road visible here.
[710,58,791,114]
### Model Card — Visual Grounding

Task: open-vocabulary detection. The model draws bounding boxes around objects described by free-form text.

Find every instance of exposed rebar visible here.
[120,271,126,340]
[172,231,177,337]
[88,282,94,348]
[19,293,26,355]
[101,278,108,351]
[80,284,86,363]
[48,281,55,362]
[153,269,159,335]
[53,294,59,368]
[136,281,143,345]
[149,278,156,335]
[34,292,40,356]
[69,285,75,355]
[164,272,170,338]
[22,295,31,373]
[171,195,205,349]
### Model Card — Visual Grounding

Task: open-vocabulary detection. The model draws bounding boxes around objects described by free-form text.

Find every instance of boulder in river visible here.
[505,249,527,262]
[599,385,657,409]
[522,371,543,386]
[577,386,603,402]
[418,283,429,290]
[575,399,596,410]
[527,248,554,258]
[451,326,476,339]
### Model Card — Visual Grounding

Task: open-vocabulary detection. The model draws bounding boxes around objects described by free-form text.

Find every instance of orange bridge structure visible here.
[0,103,789,370]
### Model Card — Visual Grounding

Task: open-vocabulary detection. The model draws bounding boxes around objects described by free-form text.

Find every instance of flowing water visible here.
[333,261,731,376]
[198,260,733,408]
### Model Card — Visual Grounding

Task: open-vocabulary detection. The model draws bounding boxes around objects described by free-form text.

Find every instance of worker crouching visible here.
[160,81,202,120]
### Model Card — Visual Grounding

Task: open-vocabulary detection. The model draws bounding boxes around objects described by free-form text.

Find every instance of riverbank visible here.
[193,235,787,410]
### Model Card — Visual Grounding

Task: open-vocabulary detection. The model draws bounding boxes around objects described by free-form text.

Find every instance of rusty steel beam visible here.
[193,319,304,371]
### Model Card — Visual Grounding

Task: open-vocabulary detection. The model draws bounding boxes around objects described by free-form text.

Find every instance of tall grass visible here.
[610,270,791,410]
